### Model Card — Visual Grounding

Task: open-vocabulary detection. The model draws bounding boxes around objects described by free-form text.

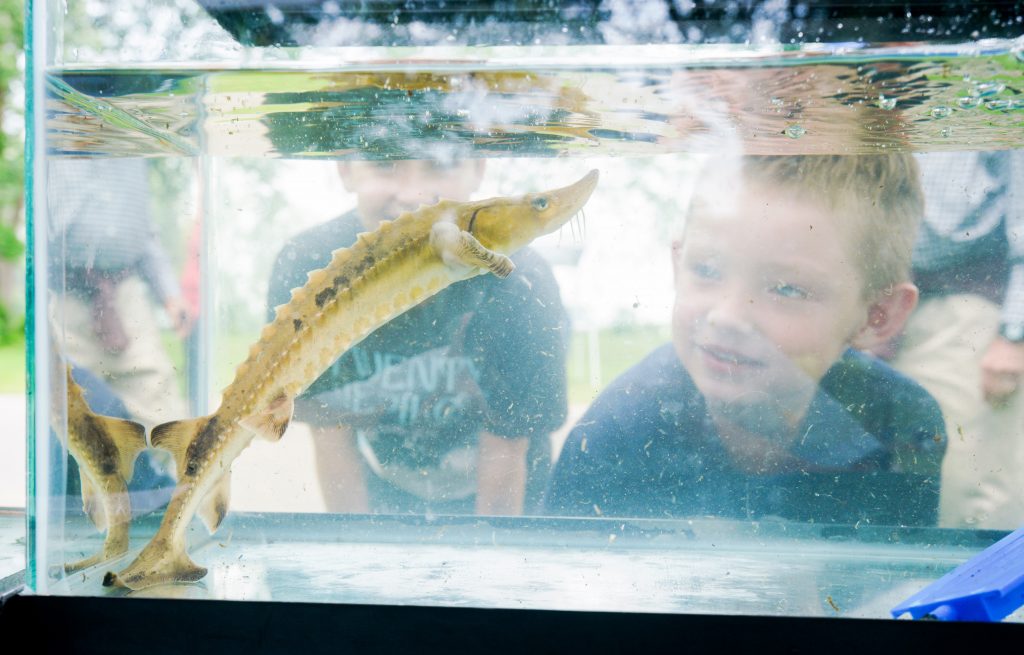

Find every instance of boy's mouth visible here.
[696,343,765,372]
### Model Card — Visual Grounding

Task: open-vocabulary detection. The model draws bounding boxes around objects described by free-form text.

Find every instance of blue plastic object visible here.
[892,527,1024,622]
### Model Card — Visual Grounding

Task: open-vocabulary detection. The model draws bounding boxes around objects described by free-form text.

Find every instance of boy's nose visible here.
[706,292,755,332]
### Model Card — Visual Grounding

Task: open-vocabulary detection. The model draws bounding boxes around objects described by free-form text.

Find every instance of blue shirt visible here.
[545,345,946,526]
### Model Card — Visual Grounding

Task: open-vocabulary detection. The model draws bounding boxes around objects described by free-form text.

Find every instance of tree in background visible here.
[0,0,24,344]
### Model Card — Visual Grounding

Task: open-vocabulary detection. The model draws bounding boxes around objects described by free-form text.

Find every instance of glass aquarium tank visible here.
[17,0,1024,637]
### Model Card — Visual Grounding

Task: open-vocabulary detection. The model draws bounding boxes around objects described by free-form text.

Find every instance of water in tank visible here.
[25,0,1024,618]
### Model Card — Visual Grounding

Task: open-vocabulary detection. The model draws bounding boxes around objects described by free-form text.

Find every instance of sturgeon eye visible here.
[531,196,549,211]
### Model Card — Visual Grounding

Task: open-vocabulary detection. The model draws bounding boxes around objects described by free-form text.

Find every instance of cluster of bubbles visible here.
[875,77,1022,117]
[956,80,1023,113]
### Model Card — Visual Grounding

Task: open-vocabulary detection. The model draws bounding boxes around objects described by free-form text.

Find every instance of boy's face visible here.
[672,181,872,412]
[337,159,484,231]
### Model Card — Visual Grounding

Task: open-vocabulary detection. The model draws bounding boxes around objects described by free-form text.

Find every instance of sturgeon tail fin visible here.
[98,414,147,481]
[151,414,232,533]
[69,411,146,531]
[151,415,212,480]
[102,537,207,590]
[65,475,133,574]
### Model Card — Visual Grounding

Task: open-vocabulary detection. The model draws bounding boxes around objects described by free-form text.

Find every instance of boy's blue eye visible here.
[771,281,810,300]
[690,261,720,281]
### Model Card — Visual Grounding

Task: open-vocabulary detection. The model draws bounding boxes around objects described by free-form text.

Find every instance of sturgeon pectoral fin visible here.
[198,470,231,534]
[238,394,294,442]
[151,416,210,480]
[430,222,516,279]
[458,232,516,278]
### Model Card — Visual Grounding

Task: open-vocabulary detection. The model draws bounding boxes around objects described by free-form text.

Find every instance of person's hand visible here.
[980,336,1024,407]
[163,296,193,339]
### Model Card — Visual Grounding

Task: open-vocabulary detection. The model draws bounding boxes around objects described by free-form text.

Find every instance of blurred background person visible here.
[48,157,189,427]
[887,150,1024,529]
[47,157,191,500]
[266,158,569,516]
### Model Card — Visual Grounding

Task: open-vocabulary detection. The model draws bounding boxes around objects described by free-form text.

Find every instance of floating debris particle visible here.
[783,124,806,139]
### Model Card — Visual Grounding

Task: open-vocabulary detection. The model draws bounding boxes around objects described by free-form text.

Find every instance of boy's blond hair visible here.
[691,154,924,298]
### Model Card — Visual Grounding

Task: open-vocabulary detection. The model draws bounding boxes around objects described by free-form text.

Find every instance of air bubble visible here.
[877,96,897,110]
[972,82,1006,98]
[784,125,806,139]
[930,106,953,118]
[985,99,1015,111]
[956,96,982,109]
[770,97,785,107]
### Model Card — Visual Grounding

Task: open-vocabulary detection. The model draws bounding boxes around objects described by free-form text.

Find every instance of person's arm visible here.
[475,431,529,515]
[137,225,192,337]
[473,251,570,514]
[808,352,946,477]
[983,150,1024,406]
[311,424,370,513]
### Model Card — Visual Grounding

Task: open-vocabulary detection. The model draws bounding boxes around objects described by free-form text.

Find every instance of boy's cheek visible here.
[671,298,702,339]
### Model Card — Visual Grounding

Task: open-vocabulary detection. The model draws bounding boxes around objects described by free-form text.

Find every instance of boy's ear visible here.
[850,282,919,350]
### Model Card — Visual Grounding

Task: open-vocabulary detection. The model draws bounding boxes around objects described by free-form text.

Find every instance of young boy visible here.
[267,159,569,516]
[544,155,947,526]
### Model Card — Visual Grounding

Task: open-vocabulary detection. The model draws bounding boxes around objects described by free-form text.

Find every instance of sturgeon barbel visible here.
[104,169,599,590]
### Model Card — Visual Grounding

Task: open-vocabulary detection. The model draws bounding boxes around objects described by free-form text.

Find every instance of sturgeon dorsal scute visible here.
[103,169,599,590]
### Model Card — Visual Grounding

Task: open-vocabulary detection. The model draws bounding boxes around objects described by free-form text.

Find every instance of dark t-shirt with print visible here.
[267,211,569,499]
[544,344,947,526]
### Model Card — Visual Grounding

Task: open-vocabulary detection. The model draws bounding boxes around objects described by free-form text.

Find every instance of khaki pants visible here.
[891,294,1024,529]
[50,277,187,428]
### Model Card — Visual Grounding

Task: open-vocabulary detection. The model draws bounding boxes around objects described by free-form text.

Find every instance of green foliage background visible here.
[0,0,24,345]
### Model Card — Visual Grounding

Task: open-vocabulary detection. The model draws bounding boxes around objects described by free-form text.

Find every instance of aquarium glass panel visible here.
[27,0,1024,620]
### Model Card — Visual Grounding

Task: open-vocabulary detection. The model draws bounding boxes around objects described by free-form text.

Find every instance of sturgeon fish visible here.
[57,361,147,574]
[104,169,599,590]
